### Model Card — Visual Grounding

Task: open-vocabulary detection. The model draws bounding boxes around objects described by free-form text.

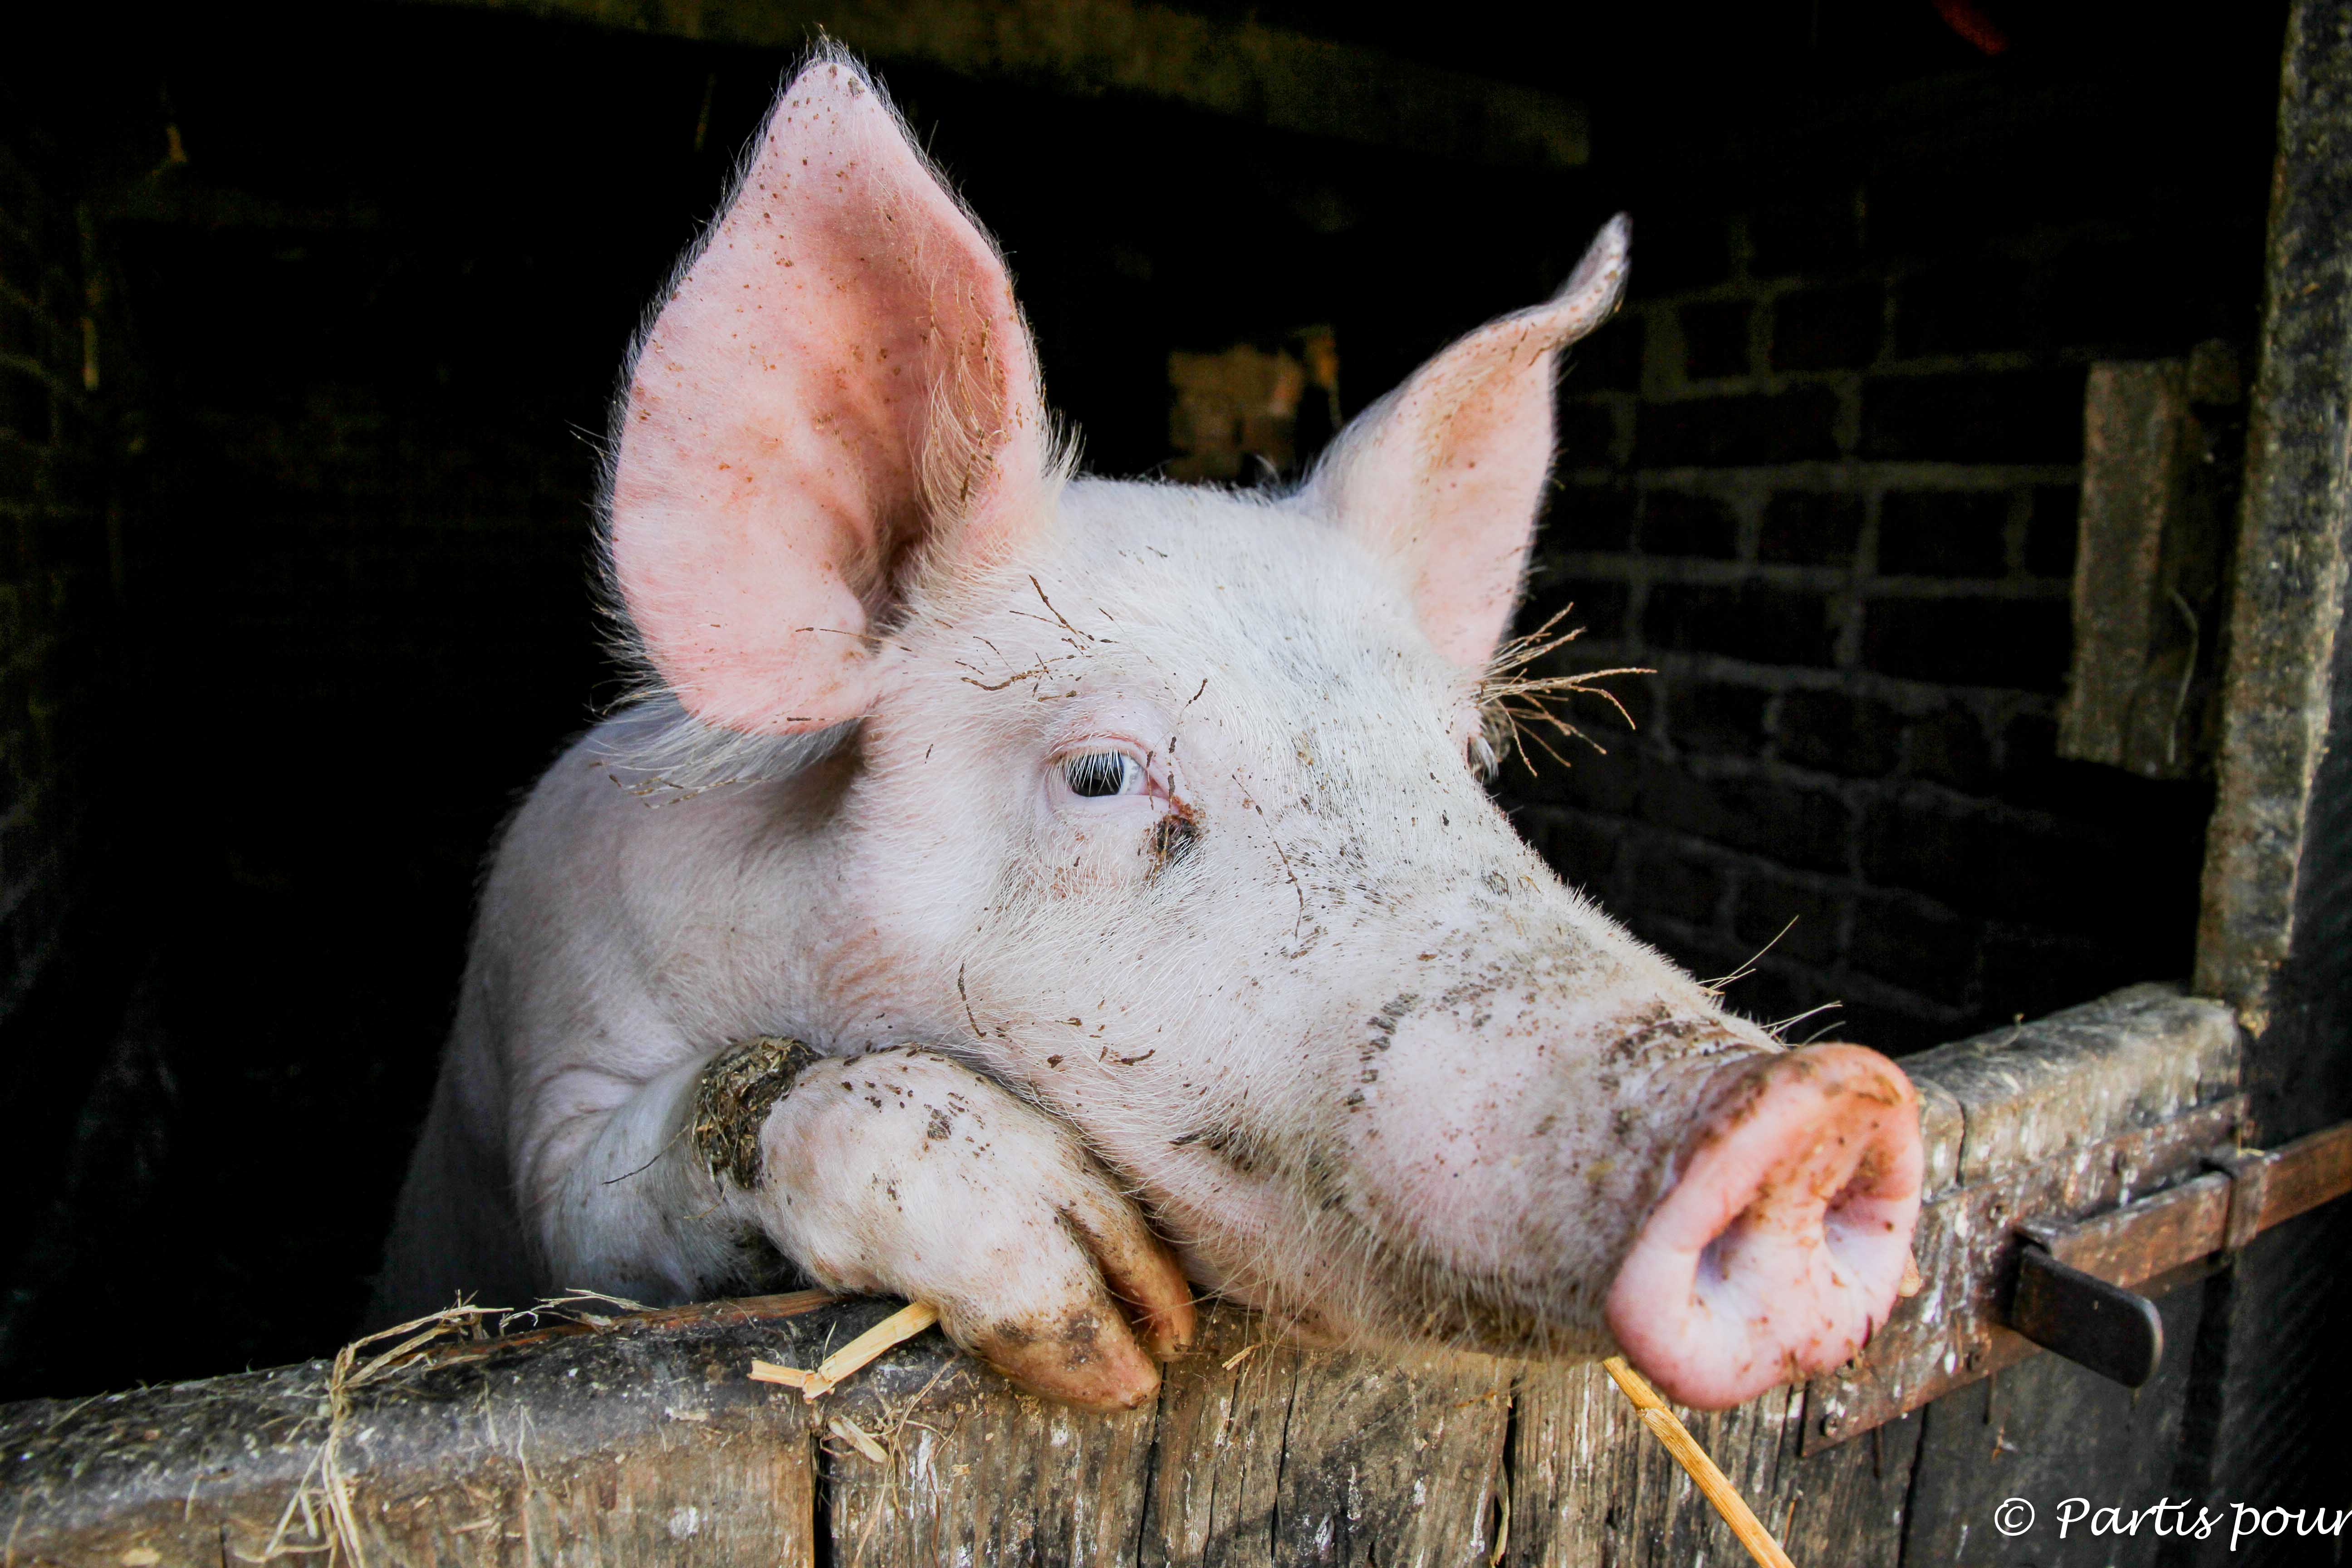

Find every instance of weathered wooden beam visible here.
[2059,351,2238,779]
[1892,980,2239,1185]
[398,0,1589,169]
[0,985,2265,1563]
[2195,0,2352,1023]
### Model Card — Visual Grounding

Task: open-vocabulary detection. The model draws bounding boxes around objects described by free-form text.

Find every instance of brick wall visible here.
[1506,112,2248,1053]
[0,139,106,1024]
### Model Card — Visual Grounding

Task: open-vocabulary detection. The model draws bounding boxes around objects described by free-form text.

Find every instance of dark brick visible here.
[1734,874,1844,969]
[2024,484,2079,577]
[0,289,40,362]
[1891,256,2037,358]
[1637,390,1840,467]
[1556,400,1620,467]
[1630,210,1732,296]
[1879,490,2009,578]
[0,431,39,503]
[1645,583,1836,665]
[1759,490,1862,566]
[1679,300,1752,380]
[1672,681,1769,755]
[1859,793,2134,936]
[1849,892,1978,1003]
[1773,283,1881,372]
[1901,704,1994,790]
[1774,688,1902,776]
[1749,191,1862,278]
[1637,490,1736,558]
[1994,710,2063,801]
[0,361,49,441]
[1858,370,2087,463]
[1550,483,1634,551]
[1520,575,1629,641]
[1623,912,1717,974]
[1640,758,1853,875]
[1858,792,2000,911]
[1622,840,1726,926]
[1571,314,1643,393]
[1862,597,2071,691]
[2045,238,2182,355]
[1865,138,2101,258]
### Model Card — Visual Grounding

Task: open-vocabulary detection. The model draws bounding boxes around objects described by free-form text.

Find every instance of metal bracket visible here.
[2006,1245,2165,1387]
[2202,1144,2272,1252]
[1998,1121,2352,1388]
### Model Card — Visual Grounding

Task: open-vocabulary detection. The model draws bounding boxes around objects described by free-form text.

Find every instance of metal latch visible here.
[2002,1118,2352,1387]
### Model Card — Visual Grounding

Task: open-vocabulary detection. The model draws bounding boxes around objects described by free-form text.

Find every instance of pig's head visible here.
[602,52,1922,1410]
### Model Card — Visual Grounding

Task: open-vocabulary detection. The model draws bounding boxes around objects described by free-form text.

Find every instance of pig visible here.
[374,48,1924,1414]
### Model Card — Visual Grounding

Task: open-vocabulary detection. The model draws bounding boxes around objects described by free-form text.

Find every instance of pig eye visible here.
[1062,750,1144,798]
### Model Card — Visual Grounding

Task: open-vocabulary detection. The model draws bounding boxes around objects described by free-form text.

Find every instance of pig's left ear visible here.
[1306,216,1629,669]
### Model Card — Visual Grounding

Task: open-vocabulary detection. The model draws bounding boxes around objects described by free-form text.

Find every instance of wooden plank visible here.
[1510,1360,1921,1567]
[2194,0,2352,1024]
[2058,353,2239,780]
[401,0,1589,169]
[0,1298,847,1566]
[813,1323,1157,1567]
[1896,1281,2208,1567]
[1902,983,2239,1184]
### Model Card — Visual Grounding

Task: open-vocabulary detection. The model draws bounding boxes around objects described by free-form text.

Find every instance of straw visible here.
[1602,1356,1798,1568]
[749,1300,942,1401]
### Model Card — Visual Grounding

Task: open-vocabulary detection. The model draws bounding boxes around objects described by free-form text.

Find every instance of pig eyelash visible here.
[1049,741,1164,805]
[1061,750,1146,798]
[1473,603,1653,779]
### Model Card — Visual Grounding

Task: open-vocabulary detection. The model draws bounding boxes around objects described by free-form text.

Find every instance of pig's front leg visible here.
[574,1038,1197,1409]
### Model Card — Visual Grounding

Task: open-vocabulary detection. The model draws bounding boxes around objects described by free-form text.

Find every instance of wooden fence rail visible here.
[0,985,2251,1567]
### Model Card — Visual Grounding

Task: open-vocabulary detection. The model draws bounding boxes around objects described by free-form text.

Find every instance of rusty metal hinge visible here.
[2003,1117,2352,1386]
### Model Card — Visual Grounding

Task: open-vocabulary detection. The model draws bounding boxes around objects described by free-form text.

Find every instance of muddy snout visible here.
[1606,1044,1923,1410]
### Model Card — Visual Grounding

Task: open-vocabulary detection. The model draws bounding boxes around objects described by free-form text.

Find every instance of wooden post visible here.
[2181,1,2352,1548]
[2194,0,2352,1036]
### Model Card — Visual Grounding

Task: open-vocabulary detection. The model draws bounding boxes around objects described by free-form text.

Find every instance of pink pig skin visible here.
[374,49,1922,1413]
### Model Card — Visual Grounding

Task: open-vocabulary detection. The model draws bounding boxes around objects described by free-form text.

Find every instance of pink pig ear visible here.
[1307,216,1630,670]
[606,53,1053,735]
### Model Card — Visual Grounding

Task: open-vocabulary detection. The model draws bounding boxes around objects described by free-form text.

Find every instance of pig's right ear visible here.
[605,54,1053,735]
[1304,216,1629,672]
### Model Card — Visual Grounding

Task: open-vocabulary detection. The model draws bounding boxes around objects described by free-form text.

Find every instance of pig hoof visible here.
[759,1049,1196,1414]
[959,1306,1166,1411]
[1604,1044,1924,1410]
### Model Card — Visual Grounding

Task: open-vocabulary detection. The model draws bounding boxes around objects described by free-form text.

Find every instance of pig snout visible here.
[1606,1044,1923,1409]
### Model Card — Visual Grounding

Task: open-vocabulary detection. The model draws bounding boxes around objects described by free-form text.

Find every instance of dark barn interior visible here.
[5,1,2349,1559]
